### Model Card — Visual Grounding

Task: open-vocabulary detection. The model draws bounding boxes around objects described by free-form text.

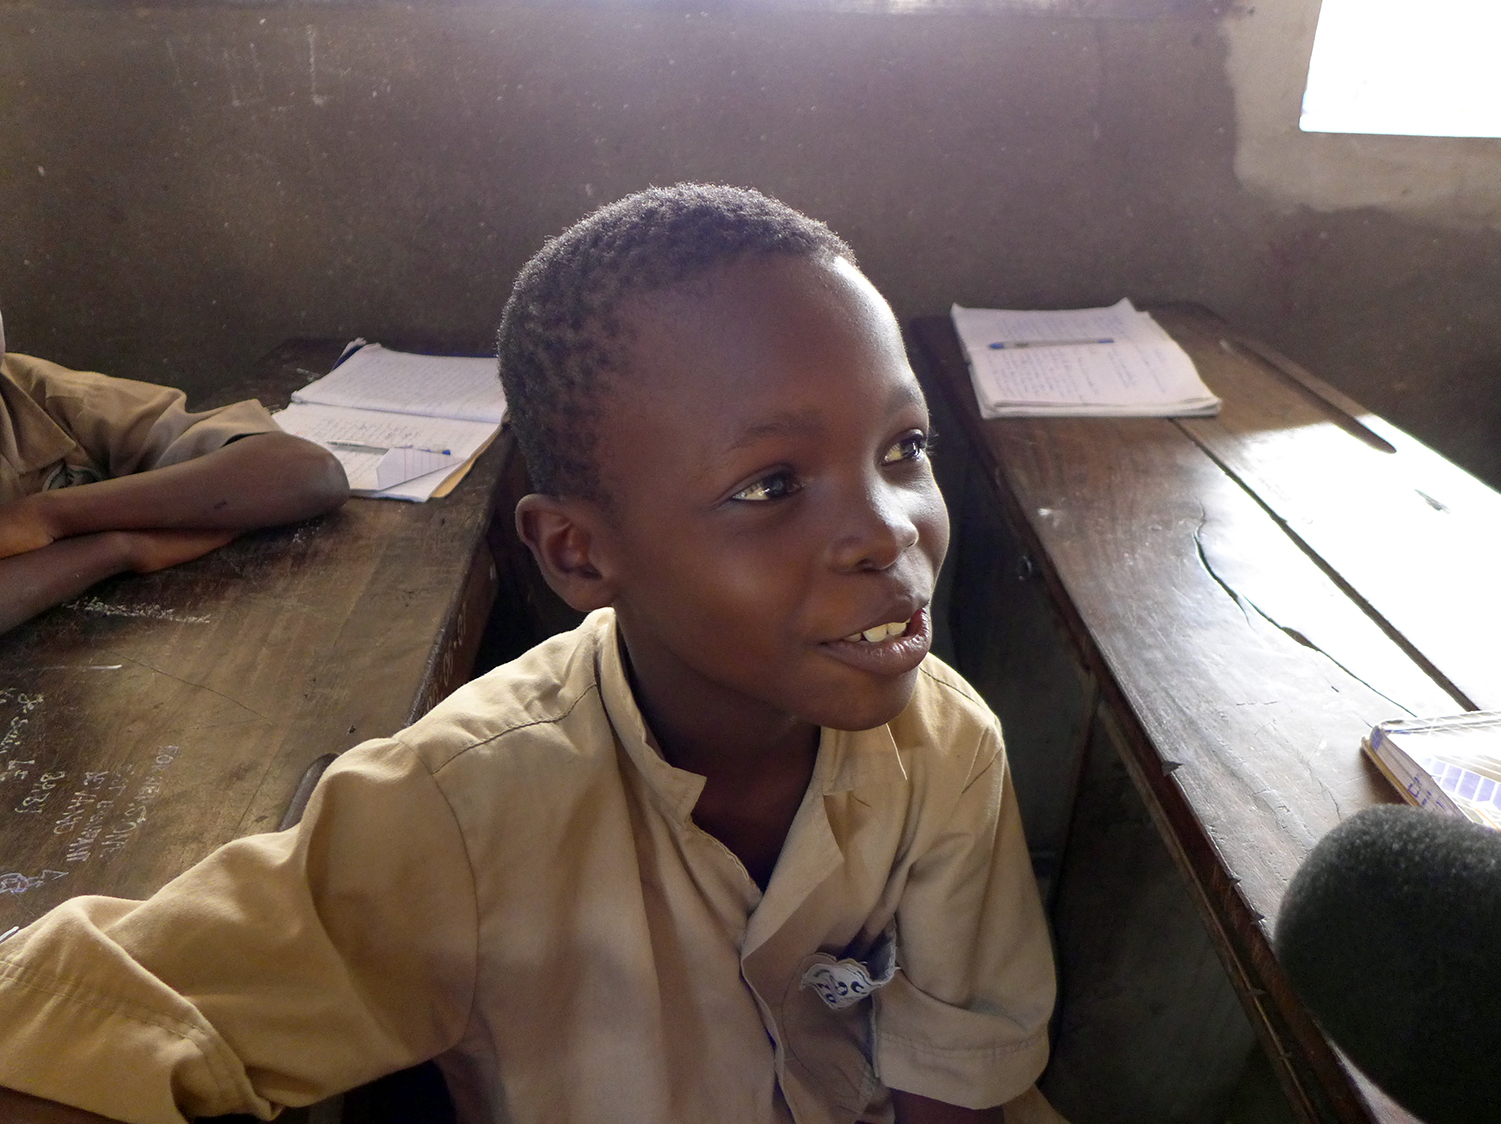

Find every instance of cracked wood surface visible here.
[912,311,1476,1124]
[0,340,505,933]
[1160,305,1501,713]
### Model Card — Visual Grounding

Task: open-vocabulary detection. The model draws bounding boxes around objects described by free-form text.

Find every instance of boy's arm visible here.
[0,740,477,1120]
[0,1087,121,1124]
[871,710,1056,1113]
[0,432,348,559]
[0,528,237,634]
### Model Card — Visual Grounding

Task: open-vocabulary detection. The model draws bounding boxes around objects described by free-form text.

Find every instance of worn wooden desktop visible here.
[914,308,1501,1124]
[0,340,506,936]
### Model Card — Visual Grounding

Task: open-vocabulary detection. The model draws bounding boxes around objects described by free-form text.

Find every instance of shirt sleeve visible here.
[873,723,1057,1110]
[0,739,478,1124]
[7,353,279,478]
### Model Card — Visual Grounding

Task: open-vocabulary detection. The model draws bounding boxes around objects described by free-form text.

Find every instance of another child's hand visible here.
[118,528,239,573]
[0,497,60,559]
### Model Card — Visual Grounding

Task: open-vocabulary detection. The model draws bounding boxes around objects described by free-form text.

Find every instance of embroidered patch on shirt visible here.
[800,926,898,1010]
[43,462,102,490]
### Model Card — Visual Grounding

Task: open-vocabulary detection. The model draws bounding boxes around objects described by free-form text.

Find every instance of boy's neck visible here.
[617,622,818,773]
[617,624,820,890]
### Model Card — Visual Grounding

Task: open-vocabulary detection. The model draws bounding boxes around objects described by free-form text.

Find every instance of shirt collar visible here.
[595,610,707,825]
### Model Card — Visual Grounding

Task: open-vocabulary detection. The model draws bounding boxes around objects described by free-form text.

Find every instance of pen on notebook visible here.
[328,441,453,456]
[989,337,1115,350]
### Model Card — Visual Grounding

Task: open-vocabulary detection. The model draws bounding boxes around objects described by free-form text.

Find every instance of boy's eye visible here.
[731,470,802,503]
[881,431,929,466]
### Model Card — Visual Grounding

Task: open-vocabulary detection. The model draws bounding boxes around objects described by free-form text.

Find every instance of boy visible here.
[0,186,1060,1123]
[0,312,350,634]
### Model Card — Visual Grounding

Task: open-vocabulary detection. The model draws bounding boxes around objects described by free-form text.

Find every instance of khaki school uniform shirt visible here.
[0,610,1055,1124]
[0,348,278,504]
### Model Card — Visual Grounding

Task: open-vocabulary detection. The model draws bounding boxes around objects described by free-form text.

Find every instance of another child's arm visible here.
[0,431,348,559]
[0,432,347,632]
[0,528,237,634]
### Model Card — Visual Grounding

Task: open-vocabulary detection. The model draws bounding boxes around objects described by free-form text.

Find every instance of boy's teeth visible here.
[843,620,907,643]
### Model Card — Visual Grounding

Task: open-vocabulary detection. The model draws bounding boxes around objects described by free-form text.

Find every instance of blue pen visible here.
[329,441,453,456]
[990,338,1114,350]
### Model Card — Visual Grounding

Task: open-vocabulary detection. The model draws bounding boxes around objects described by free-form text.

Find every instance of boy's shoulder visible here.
[883,653,1007,785]
[392,610,617,777]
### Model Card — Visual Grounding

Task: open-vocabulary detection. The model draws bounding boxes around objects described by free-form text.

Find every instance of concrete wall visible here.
[2,0,1498,486]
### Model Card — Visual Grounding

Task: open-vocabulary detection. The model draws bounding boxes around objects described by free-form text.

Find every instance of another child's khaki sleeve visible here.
[0,739,478,1123]
[873,726,1057,1110]
[8,353,279,479]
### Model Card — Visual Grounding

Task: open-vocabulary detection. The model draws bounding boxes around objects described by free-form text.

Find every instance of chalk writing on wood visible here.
[45,747,183,865]
[0,870,67,896]
[0,725,183,868]
[62,766,136,864]
[98,748,180,857]
[51,770,113,841]
[0,690,44,764]
[14,770,65,815]
[62,597,211,625]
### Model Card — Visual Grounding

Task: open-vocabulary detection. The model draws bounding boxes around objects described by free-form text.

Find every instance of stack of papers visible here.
[274,344,505,502]
[951,298,1220,419]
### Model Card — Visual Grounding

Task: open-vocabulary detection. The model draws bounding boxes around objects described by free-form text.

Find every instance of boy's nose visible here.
[828,485,922,573]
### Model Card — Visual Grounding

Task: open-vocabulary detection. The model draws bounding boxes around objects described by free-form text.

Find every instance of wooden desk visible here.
[913,307,1501,1124]
[0,340,506,935]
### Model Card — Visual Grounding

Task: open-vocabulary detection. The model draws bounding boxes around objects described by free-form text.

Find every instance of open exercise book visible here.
[273,343,505,502]
[1363,711,1501,830]
[951,298,1220,418]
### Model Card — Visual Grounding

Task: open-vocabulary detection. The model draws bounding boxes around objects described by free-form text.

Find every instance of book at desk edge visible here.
[277,343,506,502]
[950,298,1221,419]
[1362,711,1501,830]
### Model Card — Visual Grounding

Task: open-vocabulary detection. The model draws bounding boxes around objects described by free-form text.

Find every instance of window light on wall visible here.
[1300,0,1501,138]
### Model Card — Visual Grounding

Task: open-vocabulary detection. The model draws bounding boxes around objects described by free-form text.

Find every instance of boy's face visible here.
[584,254,949,735]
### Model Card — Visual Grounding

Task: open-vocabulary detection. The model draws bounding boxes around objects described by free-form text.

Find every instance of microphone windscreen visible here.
[1274,805,1501,1124]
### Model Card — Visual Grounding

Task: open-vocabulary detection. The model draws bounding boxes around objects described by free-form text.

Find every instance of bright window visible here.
[1301,0,1501,138]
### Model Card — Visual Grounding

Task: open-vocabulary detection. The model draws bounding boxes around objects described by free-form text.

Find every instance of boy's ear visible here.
[514,494,619,613]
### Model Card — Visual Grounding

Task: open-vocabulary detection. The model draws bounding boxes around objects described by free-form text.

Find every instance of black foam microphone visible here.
[1274,805,1501,1124]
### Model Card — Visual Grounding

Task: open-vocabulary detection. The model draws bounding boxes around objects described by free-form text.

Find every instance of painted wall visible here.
[2,0,1498,485]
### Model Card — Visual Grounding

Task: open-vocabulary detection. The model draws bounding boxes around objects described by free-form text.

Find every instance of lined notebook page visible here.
[273,402,498,499]
[951,299,1220,418]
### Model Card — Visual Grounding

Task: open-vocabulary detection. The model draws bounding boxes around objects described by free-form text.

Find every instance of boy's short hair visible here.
[497,183,853,500]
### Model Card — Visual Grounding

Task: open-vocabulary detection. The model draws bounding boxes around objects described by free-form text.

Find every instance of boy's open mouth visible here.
[842,619,910,643]
[821,607,931,676]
